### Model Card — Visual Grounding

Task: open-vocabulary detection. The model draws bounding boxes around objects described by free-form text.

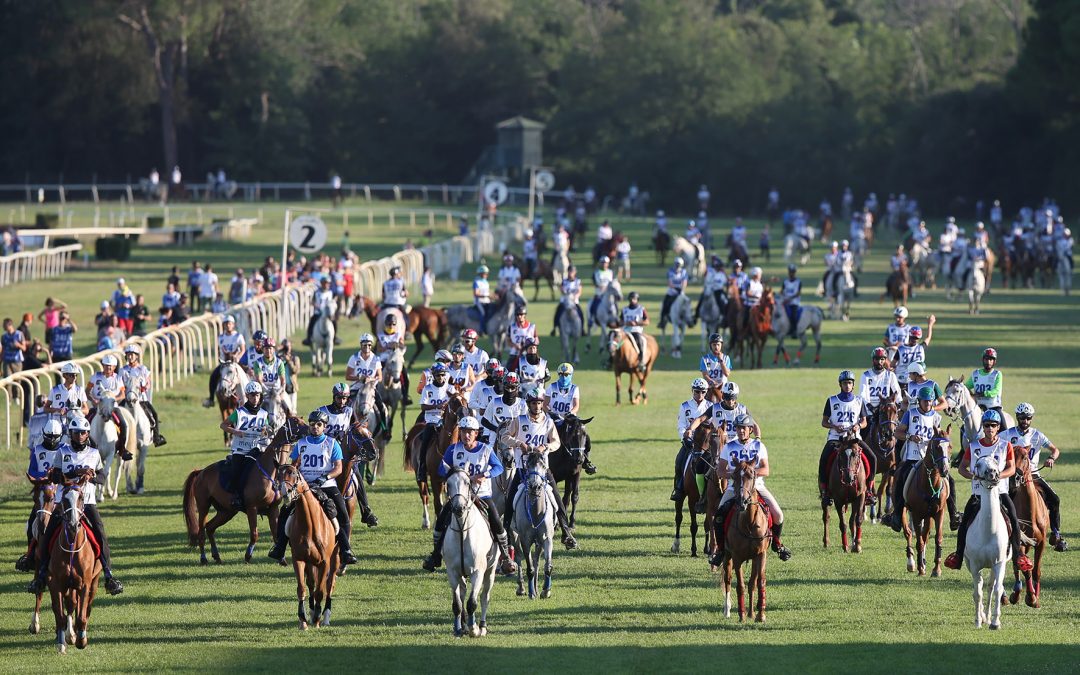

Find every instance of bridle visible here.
[59,483,88,554]
[559,417,587,465]
[277,464,307,505]
[447,469,478,536]
[733,463,768,540]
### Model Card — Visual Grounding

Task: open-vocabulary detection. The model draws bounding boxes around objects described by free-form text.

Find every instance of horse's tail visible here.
[182,470,202,547]
[436,309,449,347]
[403,431,415,472]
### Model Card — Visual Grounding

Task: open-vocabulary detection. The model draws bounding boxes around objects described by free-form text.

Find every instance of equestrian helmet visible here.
[308,410,330,426]
[430,363,448,375]
[1015,402,1035,418]
[674,258,685,267]
[223,315,236,324]
[917,386,936,401]
[61,362,79,375]
[486,357,501,371]
[43,418,63,438]
[628,291,640,302]
[838,369,856,383]
[981,409,1003,426]
[389,265,401,276]
[709,332,724,345]
[525,386,545,402]
[462,329,478,341]
[244,381,263,396]
[872,347,887,359]
[523,337,539,350]
[458,416,481,431]
[599,255,610,264]
[788,264,797,273]
[69,417,91,433]
[451,342,465,355]
[360,333,374,345]
[657,209,665,217]
[909,326,923,339]
[907,362,926,376]
[691,378,709,392]
[516,306,528,316]
[983,347,998,360]
[101,355,119,367]
[332,382,349,398]
[434,349,452,363]
[557,362,574,376]
[124,343,142,355]
[503,371,519,387]
[262,337,276,349]
[733,259,744,268]
[734,414,755,428]
[894,306,908,319]
[721,381,740,398]
[477,265,489,275]
[491,365,506,379]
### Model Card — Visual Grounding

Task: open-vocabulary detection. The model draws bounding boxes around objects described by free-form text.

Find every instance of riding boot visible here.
[693,471,708,514]
[376,397,391,442]
[550,491,578,549]
[671,441,690,501]
[143,401,166,446]
[771,522,792,561]
[302,314,317,346]
[401,371,413,405]
[337,521,357,565]
[945,495,980,569]
[27,559,50,594]
[495,531,518,575]
[551,304,564,336]
[267,505,291,560]
[332,318,342,345]
[709,500,736,566]
[947,475,959,530]
[356,480,378,527]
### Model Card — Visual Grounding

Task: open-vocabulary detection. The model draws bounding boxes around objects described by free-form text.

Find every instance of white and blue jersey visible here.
[699,353,731,386]
[29,442,66,479]
[823,393,867,440]
[290,435,342,489]
[318,404,355,441]
[895,343,926,384]
[438,441,503,499]
[900,409,942,462]
[709,401,749,438]
[666,267,688,295]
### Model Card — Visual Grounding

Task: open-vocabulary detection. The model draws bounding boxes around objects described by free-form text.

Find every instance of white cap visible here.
[101,301,110,309]
[908,363,926,376]
[117,277,125,285]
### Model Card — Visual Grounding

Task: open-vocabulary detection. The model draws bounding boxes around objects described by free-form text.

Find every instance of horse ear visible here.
[945,423,952,436]
[580,416,594,425]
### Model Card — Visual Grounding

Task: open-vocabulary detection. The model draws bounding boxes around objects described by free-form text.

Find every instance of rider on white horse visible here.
[318,382,379,528]
[303,277,342,347]
[589,256,614,322]
[203,315,246,407]
[966,347,1003,414]
[346,333,390,440]
[497,253,523,297]
[120,344,165,447]
[422,415,518,574]
[551,265,583,337]
[779,265,802,338]
[87,355,128,451]
[545,362,596,475]
[473,265,493,334]
[944,409,1034,572]
[822,241,841,298]
[479,370,522,448]
[1004,402,1068,551]
[693,256,728,327]
[659,259,689,331]
[44,361,89,422]
[28,416,124,596]
[671,378,711,502]
[381,265,409,315]
[376,313,411,404]
[251,338,288,417]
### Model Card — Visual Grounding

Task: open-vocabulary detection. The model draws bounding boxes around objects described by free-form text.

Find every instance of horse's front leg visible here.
[736,562,747,622]
[614,372,622,406]
[204,508,233,564]
[837,504,849,552]
[244,507,259,562]
[822,502,830,548]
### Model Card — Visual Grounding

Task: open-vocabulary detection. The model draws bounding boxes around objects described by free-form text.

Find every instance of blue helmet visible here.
[431,363,448,375]
[981,409,1003,426]
[838,370,856,383]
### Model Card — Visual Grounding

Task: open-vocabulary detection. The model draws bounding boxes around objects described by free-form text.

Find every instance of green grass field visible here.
[1,202,1078,672]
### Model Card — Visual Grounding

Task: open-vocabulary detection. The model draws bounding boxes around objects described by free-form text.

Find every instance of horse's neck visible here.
[972,482,1005,536]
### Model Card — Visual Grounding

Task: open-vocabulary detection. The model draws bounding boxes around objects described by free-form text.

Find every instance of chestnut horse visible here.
[278,465,339,629]
[607,329,658,405]
[336,427,378,576]
[406,306,449,368]
[823,433,867,552]
[49,481,101,654]
[742,288,774,370]
[721,460,770,623]
[1008,448,1049,608]
[863,396,899,522]
[182,416,306,564]
[902,431,951,577]
[403,393,469,528]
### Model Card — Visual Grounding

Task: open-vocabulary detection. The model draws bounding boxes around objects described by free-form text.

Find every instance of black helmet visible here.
[628,291,640,302]
[308,410,329,426]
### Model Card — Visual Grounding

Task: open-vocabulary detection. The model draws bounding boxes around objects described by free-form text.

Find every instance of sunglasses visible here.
[1017,415,1033,421]
[981,422,1000,428]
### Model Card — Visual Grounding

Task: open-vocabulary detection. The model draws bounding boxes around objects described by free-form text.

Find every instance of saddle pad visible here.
[50,519,102,559]
[724,498,774,532]
[285,510,340,539]
[827,448,870,480]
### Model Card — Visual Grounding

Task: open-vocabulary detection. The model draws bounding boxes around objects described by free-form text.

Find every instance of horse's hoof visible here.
[1025,595,1038,608]
[469,625,481,637]
[989,623,1000,631]
[755,616,765,624]
[541,589,552,599]
[57,644,66,655]
[480,626,488,636]
[516,587,526,596]
[299,621,308,631]
[918,569,926,577]
[931,568,941,578]
[76,636,88,649]
[1009,591,1020,605]
[279,558,288,567]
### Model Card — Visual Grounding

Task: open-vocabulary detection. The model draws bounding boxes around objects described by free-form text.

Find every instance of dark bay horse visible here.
[721,460,770,623]
[902,431,951,577]
[673,425,722,559]
[515,259,557,301]
[183,416,306,564]
[550,414,593,529]
[863,396,899,522]
[823,433,867,552]
[652,230,672,266]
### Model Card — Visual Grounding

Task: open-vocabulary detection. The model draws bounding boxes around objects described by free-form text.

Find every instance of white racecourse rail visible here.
[0,243,82,288]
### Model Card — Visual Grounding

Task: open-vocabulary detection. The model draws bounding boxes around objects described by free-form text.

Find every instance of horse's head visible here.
[445,468,474,517]
[560,415,591,466]
[346,427,378,463]
[606,329,622,355]
[269,414,307,450]
[692,424,715,456]
[608,279,623,301]
[926,429,952,476]
[733,460,758,511]
[277,464,306,506]
[60,483,85,532]
[973,455,1001,488]
[1012,440,1033,483]
[525,452,548,493]
[760,287,775,309]
[942,378,966,418]
[876,398,900,447]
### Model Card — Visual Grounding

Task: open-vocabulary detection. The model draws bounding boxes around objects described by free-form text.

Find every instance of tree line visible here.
[1,0,1075,214]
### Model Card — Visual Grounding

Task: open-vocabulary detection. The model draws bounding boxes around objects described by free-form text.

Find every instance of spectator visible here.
[132,295,151,336]
[97,326,117,352]
[112,277,137,334]
[229,268,247,305]
[38,297,67,346]
[173,294,191,324]
[17,312,33,342]
[162,282,181,311]
[188,261,204,301]
[248,271,264,300]
[197,264,218,313]
[95,301,114,339]
[108,315,127,345]
[421,265,434,307]
[23,338,51,370]
[49,312,76,362]
[157,306,173,330]
[167,265,180,289]
[458,215,469,236]
[211,292,228,314]
[2,318,26,376]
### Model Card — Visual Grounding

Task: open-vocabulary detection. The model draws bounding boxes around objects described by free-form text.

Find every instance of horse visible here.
[446,290,520,358]
[742,288,774,370]
[215,361,250,446]
[725,235,751,268]
[823,432,867,552]
[514,258,557,301]
[404,393,469,528]
[311,311,335,377]
[350,377,389,481]
[783,234,811,266]
[830,269,855,321]
[652,229,671,266]
[585,280,621,356]
[902,432,951,577]
[89,393,137,501]
[662,291,693,359]
[909,241,936,289]
[119,373,153,494]
[1007,448,1049,608]
[607,329,658,406]
[512,452,556,600]
[442,469,498,637]
[882,261,910,308]
[862,396,899,522]
[28,481,56,636]
[182,415,305,564]
[49,482,101,654]
[277,465,339,629]
[771,304,822,366]
[406,306,449,368]
[550,245,569,290]
[336,427,377,576]
[378,344,408,447]
[350,294,380,332]
[721,460,770,623]
[943,378,1015,450]
[550,414,593,529]
[967,455,1010,629]
[674,236,707,280]
[697,290,724,354]
[672,425,721,559]
[558,300,583,365]
[723,278,744,356]
[966,261,986,315]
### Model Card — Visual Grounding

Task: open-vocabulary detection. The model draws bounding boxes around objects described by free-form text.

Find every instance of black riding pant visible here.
[436,495,504,537]
[1034,475,1062,533]
[660,294,676,327]
[503,467,571,534]
[418,423,439,479]
[208,364,222,399]
[955,493,1023,562]
[38,502,111,572]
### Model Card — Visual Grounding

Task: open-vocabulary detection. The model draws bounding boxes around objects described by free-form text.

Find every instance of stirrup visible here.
[774,544,792,561]
[27,577,47,594]
[1053,537,1069,552]
[104,576,124,595]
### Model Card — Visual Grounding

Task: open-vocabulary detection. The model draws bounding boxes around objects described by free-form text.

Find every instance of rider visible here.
[479,370,523,447]
[346,334,390,442]
[470,361,504,416]
[517,338,549,390]
[710,414,792,565]
[779,264,802,338]
[421,416,518,574]
[551,265,583,337]
[204,315,246,407]
[376,312,411,404]
[316,382,379,526]
[943,409,1034,573]
[381,265,408,314]
[15,418,64,572]
[447,342,475,394]
[730,259,748,291]
[87,355,126,409]
[508,306,536,371]
[883,306,910,357]
[267,410,358,565]
[416,363,451,481]
[473,265,493,334]
[545,362,596,475]
[499,387,578,550]
[303,276,342,347]
[590,256,614,321]
[658,258,689,330]
[671,378,711,502]
[818,370,878,506]
[522,229,539,280]
[891,244,908,272]
[839,239,857,296]
[251,338,287,415]
[497,253,522,297]
[966,347,1002,414]
[239,329,267,376]
[694,256,728,326]
[859,347,902,417]
[28,416,124,596]
[822,241,840,298]
[885,386,958,532]
[902,363,946,412]
[741,266,764,329]
[892,317,935,388]
[219,381,270,510]
[620,291,649,371]
[1004,402,1067,552]
[120,343,166,447]
[415,349,453,394]
[699,333,732,392]
[45,362,90,420]
[459,329,489,378]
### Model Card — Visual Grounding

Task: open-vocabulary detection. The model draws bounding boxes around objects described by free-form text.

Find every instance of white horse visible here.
[1057,252,1072,296]
[558,301,583,365]
[829,270,855,321]
[89,392,137,500]
[967,456,1009,629]
[311,311,335,377]
[698,291,724,353]
[910,241,936,289]
[663,291,693,359]
[119,373,153,494]
[442,469,498,638]
[943,378,1015,449]
[771,304,823,366]
[512,455,555,600]
[261,382,290,430]
[966,263,986,315]
[586,281,621,355]
[378,346,406,445]
[350,375,388,480]
[674,236,706,280]
[783,234,811,266]
[551,247,569,289]
[850,237,868,273]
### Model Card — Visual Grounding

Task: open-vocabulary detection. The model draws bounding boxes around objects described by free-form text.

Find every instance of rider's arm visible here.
[220,411,240,436]
[325,458,343,481]
[923,314,936,346]
[486,447,504,479]
[686,410,708,437]
[957,447,973,479]
[896,411,910,443]
[757,454,771,479]
[639,309,649,326]
[569,394,579,416]
[821,400,834,430]
[345,363,360,383]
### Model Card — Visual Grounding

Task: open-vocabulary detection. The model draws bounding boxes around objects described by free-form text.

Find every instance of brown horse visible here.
[336,427,378,575]
[652,229,672,266]
[28,481,57,636]
[403,393,469,528]
[673,425,716,558]
[406,306,448,368]
[902,431,951,577]
[863,396,899,522]
[606,329,658,405]
[182,415,306,564]
[514,258,557,301]
[352,294,380,332]
[278,465,339,629]
[823,433,867,552]
[1008,448,1049,608]
[721,460,770,623]
[882,261,910,307]
[742,288,774,370]
[49,481,101,654]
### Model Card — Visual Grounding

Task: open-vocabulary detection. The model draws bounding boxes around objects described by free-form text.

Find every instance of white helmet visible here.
[359,333,374,345]
[524,228,534,237]
[69,417,91,433]
[244,381,263,396]
[124,343,142,355]
[894,306,908,319]
[43,419,63,437]
[657,210,665,217]
[223,315,236,324]
[721,381,740,398]
[458,416,481,431]
[750,266,762,277]
[1015,402,1035,417]
[101,355,119,368]
[61,362,79,375]
[691,378,709,392]
[907,362,926,376]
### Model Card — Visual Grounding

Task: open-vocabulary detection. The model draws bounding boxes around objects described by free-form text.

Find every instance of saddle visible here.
[216,453,256,492]
[723,497,774,532]
[285,502,341,539]
[466,305,484,324]
[827,447,870,482]
[49,518,102,559]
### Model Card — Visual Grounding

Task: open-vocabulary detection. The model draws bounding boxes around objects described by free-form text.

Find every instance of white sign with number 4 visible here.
[289,215,328,254]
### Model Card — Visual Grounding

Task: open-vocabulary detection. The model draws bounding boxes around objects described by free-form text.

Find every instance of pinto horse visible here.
[182,415,306,564]
[902,431,951,577]
[278,465,339,629]
[823,433,867,552]
[49,481,101,654]
[721,460,770,623]
[403,393,469,528]
[1008,448,1049,608]
[863,396,899,522]
[607,329,658,405]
